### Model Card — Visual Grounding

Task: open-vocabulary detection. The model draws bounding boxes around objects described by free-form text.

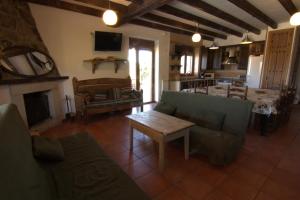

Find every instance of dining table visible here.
[182,85,281,135]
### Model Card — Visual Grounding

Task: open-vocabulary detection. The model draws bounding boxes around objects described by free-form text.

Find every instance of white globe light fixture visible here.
[290,12,300,26]
[103,9,118,26]
[192,33,201,43]
[192,23,201,43]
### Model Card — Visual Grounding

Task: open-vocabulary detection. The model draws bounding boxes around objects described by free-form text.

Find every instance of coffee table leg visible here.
[184,131,189,160]
[129,126,134,151]
[159,140,165,172]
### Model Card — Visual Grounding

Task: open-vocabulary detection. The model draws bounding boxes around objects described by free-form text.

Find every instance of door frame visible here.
[129,38,155,103]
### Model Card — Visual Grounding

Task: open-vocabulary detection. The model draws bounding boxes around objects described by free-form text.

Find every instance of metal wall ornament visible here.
[0,46,64,83]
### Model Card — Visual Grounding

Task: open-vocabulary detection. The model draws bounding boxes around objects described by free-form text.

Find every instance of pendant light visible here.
[192,23,201,43]
[209,41,219,50]
[241,31,253,44]
[103,0,118,26]
[290,12,300,26]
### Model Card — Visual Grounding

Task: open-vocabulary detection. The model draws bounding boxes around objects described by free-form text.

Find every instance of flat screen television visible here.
[94,31,122,51]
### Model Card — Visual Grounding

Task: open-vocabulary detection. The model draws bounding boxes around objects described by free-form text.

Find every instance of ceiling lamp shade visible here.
[192,22,201,43]
[290,12,300,26]
[102,9,118,26]
[192,33,201,43]
[209,41,219,49]
[241,32,253,44]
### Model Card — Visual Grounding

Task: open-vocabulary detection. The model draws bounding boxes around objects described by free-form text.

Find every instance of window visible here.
[180,54,194,75]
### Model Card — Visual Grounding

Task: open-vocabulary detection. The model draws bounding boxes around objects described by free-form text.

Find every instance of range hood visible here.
[223,47,238,64]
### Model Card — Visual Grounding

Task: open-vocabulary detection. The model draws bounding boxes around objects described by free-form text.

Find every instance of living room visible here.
[1,0,300,200]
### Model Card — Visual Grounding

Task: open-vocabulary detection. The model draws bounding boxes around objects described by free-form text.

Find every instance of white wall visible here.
[29,4,170,110]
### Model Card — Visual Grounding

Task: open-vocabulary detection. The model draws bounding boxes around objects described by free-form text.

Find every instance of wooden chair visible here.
[227,85,248,100]
[232,80,245,87]
[195,80,209,95]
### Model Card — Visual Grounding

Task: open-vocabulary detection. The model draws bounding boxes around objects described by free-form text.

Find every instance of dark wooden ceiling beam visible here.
[179,0,261,34]
[227,0,277,28]
[27,0,102,17]
[142,13,227,39]
[74,0,127,14]
[119,0,173,25]
[127,0,144,5]
[278,0,298,15]
[158,5,243,37]
[27,0,211,40]
[130,19,214,41]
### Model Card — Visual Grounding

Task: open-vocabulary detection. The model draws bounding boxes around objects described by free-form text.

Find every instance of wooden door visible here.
[129,38,155,103]
[262,28,294,89]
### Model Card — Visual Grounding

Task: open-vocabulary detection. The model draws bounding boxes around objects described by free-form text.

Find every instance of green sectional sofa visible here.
[0,104,149,200]
[157,91,253,165]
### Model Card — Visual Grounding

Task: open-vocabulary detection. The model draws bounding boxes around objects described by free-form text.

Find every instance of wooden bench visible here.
[73,77,143,120]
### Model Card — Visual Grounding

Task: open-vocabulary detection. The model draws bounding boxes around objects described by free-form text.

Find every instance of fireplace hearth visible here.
[23,91,51,127]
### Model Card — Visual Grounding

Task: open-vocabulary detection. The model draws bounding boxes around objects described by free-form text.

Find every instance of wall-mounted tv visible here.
[94,31,122,51]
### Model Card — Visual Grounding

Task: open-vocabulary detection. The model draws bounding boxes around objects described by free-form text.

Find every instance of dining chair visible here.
[227,85,248,100]
[195,80,209,94]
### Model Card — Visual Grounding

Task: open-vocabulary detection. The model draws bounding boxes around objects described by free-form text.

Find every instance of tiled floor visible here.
[43,104,300,200]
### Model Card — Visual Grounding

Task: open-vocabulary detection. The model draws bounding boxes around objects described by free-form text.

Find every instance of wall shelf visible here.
[84,57,128,74]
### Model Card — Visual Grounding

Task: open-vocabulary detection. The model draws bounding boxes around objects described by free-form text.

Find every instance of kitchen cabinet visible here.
[206,48,222,70]
[249,41,265,56]
[200,41,265,71]
[238,44,249,70]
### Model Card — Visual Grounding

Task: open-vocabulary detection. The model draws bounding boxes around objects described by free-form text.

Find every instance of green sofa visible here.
[158,91,253,165]
[0,104,149,200]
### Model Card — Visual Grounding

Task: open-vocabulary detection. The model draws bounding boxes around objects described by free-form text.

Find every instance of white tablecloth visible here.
[182,86,280,115]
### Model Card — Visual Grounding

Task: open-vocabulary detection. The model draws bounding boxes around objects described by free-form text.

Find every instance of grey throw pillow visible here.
[190,110,225,131]
[32,136,64,162]
[154,102,176,115]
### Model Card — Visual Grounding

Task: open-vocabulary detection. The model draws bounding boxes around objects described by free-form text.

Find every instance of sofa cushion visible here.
[190,110,225,131]
[50,133,150,200]
[32,136,64,162]
[154,102,176,115]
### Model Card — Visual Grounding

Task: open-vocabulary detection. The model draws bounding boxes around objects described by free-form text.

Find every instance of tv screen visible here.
[94,31,122,51]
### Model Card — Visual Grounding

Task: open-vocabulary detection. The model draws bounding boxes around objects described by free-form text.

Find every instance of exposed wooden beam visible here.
[27,0,206,39]
[74,0,127,14]
[27,0,102,17]
[119,0,173,25]
[179,0,261,34]
[158,5,243,37]
[142,13,227,39]
[227,0,277,29]
[127,0,144,5]
[278,0,298,15]
[130,19,214,41]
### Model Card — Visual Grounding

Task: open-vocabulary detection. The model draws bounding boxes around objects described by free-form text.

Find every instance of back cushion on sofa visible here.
[190,110,225,131]
[154,102,176,115]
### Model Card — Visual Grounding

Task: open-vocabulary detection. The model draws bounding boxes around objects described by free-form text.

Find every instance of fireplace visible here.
[23,91,51,127]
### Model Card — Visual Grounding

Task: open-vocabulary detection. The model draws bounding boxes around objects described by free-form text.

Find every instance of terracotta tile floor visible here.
[42,104,300,200]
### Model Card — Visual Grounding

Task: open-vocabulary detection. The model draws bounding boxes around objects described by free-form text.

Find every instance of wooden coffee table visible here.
[126,110,194,171]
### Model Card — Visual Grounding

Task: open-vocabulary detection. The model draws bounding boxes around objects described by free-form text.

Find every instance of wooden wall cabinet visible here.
[262,28,295,89]
[238,45,249,70]
[249,41,265,56]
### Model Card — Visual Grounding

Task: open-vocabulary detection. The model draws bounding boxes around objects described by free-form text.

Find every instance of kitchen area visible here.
[168,40,266,91]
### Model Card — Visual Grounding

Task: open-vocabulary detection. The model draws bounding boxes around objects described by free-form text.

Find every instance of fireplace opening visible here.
[23,91,51,127]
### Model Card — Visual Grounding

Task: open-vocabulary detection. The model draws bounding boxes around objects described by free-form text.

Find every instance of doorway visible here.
[129,38,155,103]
